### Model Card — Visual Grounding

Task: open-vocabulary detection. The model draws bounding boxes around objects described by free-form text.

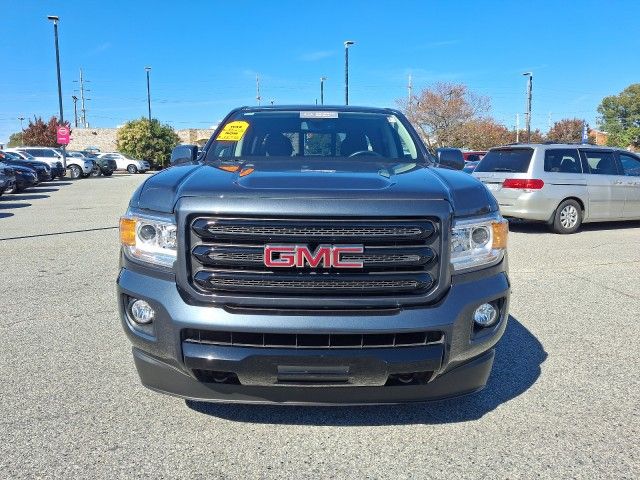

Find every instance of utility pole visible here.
[47,15,66,168]
[72,95,78,127]
[344,40,355,105]
[256,75,261,106]
[320,76,326,105]
[523,72,533,142]
[516,113,520,143]
[145,67,152,123]
[79,68,88,127]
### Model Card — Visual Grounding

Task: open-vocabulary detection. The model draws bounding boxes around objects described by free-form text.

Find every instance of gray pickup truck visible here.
[117,105,510,404]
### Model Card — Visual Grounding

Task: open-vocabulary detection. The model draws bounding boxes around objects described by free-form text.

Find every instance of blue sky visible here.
[1,0,638,143]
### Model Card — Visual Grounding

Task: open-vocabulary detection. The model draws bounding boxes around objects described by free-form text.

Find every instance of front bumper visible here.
[117,260,510,404]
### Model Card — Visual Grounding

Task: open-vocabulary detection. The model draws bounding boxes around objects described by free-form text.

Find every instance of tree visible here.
[116,118,180,167]
[7,132,23,147]
[448,118,513,150]
[546,118,594,144]
[22,116,70,147]
[597,84,640,149]
[398,82,490,149]
[519,128,545,144]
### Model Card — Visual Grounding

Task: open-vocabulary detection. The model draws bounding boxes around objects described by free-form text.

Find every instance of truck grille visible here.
[188,216,440,298]
[183,328,444,349]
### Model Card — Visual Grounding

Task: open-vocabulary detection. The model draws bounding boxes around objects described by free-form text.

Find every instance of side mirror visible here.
[170,144,199,165]
[435,148,465,170]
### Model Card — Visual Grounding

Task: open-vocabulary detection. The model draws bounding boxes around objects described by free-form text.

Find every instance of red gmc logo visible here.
[264,244,364,268]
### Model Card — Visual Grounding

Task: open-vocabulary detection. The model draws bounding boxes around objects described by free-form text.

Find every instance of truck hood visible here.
[133,159,496,217]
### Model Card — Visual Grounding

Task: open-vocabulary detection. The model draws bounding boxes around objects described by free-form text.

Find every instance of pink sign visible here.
[57,126,70,145]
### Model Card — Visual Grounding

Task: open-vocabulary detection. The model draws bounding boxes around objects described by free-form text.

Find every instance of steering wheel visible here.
[348,150,383,158]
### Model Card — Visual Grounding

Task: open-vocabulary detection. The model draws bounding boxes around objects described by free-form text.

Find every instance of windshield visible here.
[475,148,534,173]
[204,110,420,162]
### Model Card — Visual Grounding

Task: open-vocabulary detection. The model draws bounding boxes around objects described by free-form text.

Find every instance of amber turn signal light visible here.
[119,217,137,246]
[492,220,509,249]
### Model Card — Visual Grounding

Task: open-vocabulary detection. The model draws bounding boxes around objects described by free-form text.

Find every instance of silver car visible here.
[473,144,640,233]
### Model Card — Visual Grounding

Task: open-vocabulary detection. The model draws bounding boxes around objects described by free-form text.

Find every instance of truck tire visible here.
[69,165,82,179]
[127,164,138,174]
[550,199,582,234]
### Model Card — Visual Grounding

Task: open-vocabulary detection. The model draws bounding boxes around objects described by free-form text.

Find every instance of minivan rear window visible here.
[474,148,533,173]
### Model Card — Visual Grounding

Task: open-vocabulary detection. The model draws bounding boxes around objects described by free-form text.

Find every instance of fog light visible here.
[473,303,498,327]
[130,299,155,324]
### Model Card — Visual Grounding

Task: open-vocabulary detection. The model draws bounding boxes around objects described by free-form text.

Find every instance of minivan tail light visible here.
[502,179,544,190]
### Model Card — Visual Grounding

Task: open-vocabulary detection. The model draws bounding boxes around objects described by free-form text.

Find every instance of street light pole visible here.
[72,96,78,127]
[18,116,25,145]
[523,72,533,142]
[344,41,354,105]
[47,15,66,168]
[145,67,152,123]
[320,76,326,105]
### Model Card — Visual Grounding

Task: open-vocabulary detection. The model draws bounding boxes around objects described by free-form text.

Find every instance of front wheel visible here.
[127,164,138,174]
[550,199,582,234]
[68,165,82,179]
[89,165,101,177]
[102,170,113,177]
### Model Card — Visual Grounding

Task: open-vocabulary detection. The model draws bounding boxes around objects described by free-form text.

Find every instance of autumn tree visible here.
[117,118,180,167]
[7,132,23,147]
[597,84,640,149]
[449,118,513,150]
[546,118,593,144]
[398,82,490,149]
[22,116,70,147]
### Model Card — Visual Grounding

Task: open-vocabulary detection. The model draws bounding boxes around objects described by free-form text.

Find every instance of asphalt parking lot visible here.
[1,174,639,479]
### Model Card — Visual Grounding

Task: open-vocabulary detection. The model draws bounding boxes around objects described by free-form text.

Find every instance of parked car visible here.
[5,148,66,179]
[2,163,38,192]
[473,143,640,233]
[0,162,17,196]
[97,152,149,173]
[435,147,465,170]
[463,160,480,174]
[463,151,487,163]
[79,151,116,176]
[1,151,52,182]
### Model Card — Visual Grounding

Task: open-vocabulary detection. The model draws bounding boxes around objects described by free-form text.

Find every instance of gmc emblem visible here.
[264,244,364,268]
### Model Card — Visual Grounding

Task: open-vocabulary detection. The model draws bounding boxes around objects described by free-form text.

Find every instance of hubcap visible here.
[560,205,578,229]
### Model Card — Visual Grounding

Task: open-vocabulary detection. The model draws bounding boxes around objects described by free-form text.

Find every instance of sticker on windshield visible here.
[300,111,339,119]
[216,121,250,141]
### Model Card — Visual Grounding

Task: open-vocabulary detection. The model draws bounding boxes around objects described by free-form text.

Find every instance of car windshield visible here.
[204,110,420,162]
[475,148,534,173]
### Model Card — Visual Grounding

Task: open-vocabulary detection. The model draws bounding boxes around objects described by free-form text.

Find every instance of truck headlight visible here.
[450,214,508,272]
[119,211,177,268]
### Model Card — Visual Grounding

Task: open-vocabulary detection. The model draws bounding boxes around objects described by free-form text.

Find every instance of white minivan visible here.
[473,144,640,233]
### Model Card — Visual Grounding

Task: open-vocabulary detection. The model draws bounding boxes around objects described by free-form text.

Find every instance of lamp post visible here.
[18,116,25,145]
[72,95,78,127]
[145,66,152,123]
[320,76,327,105]
[523,72,533,142]
[344,41,355,105]
[47,15,66,168]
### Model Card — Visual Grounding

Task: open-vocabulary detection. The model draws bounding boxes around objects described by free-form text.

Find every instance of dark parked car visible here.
[0,163,17,196]
[79,151,116,176]
[463,160,480,174]
[1,151,52,182]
